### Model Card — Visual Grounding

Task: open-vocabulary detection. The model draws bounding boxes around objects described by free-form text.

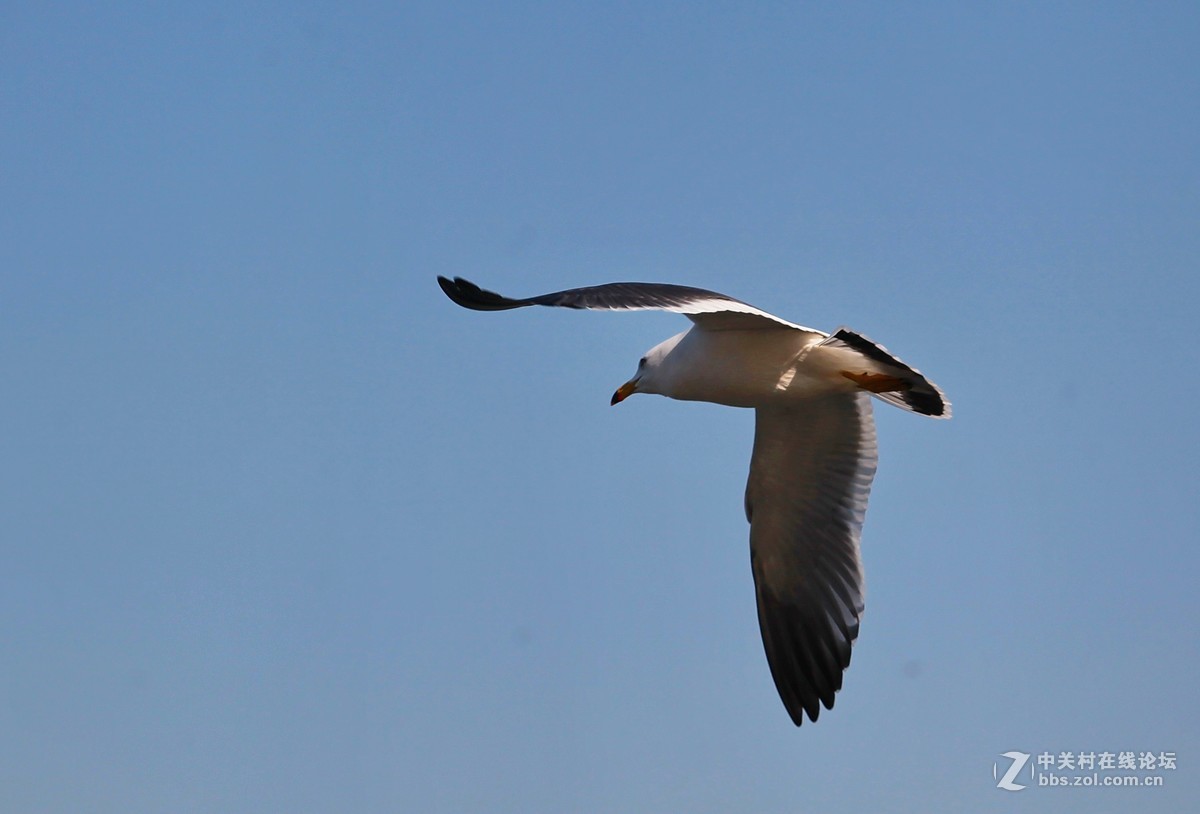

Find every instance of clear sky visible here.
[3,2,1198,812]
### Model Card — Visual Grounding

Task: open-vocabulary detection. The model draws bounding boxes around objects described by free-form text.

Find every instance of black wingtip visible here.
[436,276,527,311]
[754,568,859,727]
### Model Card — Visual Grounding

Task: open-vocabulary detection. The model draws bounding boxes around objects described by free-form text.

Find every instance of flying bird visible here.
[437,275,950,726]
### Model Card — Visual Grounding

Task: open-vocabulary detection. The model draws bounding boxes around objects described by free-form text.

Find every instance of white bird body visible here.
[639,326,879,408]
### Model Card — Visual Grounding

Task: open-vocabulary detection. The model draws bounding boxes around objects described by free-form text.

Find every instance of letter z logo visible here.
[994,751,1031,791]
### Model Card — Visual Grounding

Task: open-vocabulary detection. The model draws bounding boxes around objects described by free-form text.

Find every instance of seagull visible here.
[437,276,950,726]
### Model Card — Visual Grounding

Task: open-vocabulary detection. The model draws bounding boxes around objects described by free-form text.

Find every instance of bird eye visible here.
[638,357,647,369]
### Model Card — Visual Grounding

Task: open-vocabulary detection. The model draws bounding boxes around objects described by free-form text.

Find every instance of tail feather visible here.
[821,329,951,418]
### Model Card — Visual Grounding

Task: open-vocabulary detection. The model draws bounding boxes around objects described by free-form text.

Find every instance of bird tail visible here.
[818,329,951,418]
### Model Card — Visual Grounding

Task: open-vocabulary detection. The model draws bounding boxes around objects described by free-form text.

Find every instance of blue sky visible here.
[3,2,1198,811]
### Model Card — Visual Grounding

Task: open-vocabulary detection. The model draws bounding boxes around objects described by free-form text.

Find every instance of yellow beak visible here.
[611,378,638,406]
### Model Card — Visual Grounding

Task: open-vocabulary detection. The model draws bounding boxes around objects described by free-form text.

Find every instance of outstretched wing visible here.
[437,276,819,332]
[745,394,877,725]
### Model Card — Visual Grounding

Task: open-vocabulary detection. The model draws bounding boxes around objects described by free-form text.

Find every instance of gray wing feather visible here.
[437,276,817,331]
[745,394,877,725]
